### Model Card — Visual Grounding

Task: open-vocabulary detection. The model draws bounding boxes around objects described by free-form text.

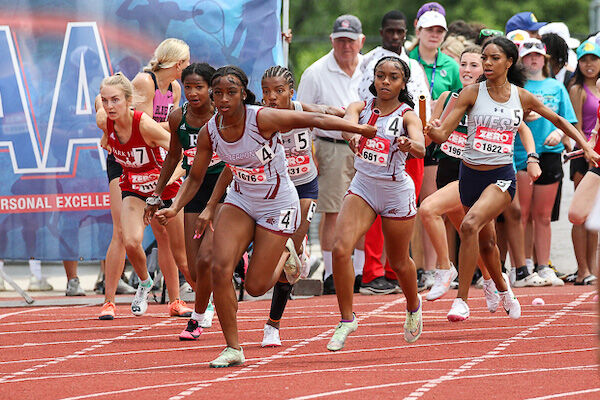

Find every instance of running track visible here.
[0,286,598,399]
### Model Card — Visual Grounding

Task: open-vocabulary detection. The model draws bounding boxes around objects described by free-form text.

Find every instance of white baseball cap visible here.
[416,11,447,30]
[507,30,530,46]
[519,38,547,58]
[539,22,580,49]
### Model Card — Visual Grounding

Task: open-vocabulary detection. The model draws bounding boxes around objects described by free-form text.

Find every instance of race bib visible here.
[129,170,160,194]
[183,147,221,167]
[441,131,467,158]
[495,179,512,192]
[473,126,514,154]
[294,130,311,151]
[228,164,267,184]
[360,136,390,166]
[255,143,275,165]
[385,116,402,137]
[278,208,296,230]
[287,154,311,177]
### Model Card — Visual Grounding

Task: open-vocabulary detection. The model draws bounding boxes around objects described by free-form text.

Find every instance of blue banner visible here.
[0,0,283,260]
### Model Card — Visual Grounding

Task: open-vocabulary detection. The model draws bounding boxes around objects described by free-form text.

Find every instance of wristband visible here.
[527,152,539,160]
[527,159,540,164]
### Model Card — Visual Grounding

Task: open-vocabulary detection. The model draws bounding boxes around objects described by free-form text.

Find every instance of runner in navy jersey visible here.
[156,65,376,368]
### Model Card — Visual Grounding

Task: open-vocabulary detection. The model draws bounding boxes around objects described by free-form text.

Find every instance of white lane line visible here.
[167,298,408,400]
[524,388,600,400]
[54,363,598,400]
[401,291,594,400]
[0,318,174,383]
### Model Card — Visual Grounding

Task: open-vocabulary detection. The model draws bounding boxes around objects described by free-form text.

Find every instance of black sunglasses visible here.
[522,42,545,50]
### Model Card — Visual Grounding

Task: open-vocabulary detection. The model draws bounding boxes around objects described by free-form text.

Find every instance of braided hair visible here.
[369,56,415,108]
[210,65,258,105]
[262,66,295,89]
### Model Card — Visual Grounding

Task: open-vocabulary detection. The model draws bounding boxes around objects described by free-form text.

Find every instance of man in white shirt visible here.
[297,15,365,294]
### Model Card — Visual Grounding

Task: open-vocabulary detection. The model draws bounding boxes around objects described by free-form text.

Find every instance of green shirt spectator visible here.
[409,46,461,99]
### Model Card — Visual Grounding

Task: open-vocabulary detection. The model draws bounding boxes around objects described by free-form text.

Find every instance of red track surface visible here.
[0,286,598,400]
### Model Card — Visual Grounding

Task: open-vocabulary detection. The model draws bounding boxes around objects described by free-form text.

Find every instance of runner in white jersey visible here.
[326,57,425,352]
[156,65,376,368]
[426,37,599,322]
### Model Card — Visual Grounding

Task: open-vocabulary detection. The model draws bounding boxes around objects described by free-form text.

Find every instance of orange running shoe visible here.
[169,299,193,317]
[99,301,116,320]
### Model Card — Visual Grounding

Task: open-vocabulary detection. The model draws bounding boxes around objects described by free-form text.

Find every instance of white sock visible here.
[353,249,365,276]
[323,251,333,279]
[29,259,42,280]
[191,311,204,322]
[525,258,534,274]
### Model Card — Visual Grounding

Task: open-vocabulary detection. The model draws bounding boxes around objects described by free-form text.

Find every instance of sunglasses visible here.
[521,42,545,50]
[479,29,504,39]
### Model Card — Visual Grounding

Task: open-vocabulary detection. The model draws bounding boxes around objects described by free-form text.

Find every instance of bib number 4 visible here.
[278,208,296,230]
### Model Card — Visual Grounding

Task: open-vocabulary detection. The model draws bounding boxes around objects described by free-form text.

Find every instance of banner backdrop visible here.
[0,0,283,260]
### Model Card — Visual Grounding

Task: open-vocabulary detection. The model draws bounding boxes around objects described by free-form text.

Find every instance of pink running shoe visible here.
[179,319,202,340]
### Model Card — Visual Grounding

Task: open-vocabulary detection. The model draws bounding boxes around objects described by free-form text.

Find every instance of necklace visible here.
[485,79,508,89]
[218,111,244,131]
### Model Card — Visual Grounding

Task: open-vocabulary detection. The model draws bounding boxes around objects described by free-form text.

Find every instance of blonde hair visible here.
[441,35,472,59]
[100,72,133,100]
[143,38,190,72]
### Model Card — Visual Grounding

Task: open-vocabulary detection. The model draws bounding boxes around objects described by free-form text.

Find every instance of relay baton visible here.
[418,95,427,126]
[358,108,381,154]
[440,92,459,121]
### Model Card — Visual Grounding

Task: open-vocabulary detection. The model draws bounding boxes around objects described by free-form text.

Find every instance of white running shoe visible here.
[327,314,358,351]
[482,278,500,313]
[131,279,153,316]
[116,279,136,294]
[509,268,516,286]
[447,298,470,322]
[179,282,194,294]
[536,266,564,286]
[261,324,282,347]
[283,238,301,284]
[426,266,458,301]
[209,346,245,368]
[200,302,215,328]
[500,274,521,319]
[28,275,53,291]
[299,236,311,279]
[404,294,423,343]
[513,272,551,287]
[65,277,85,296]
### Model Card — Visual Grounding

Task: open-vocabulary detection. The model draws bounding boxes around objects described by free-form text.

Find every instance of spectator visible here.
[539,22,579,72]
[297,15,366,294]
[505,12,547,39]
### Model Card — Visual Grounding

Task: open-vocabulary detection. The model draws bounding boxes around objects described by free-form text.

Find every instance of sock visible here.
[269,281,293,322]
[500,259,507,274]
[0,260,4,272]
[516,266,529,281]
[323,251,333,280]
[140,277,153,288]
[341,313,355,323]
[525,258,534,275]
[29,259,42,280]
[191,311,204,323]
[353,249,365,276]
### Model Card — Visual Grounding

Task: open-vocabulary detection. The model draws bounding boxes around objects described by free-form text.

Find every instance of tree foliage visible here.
[288,0,591,81]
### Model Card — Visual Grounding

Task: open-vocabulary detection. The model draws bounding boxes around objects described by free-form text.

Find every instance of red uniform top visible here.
[106,110,180,199]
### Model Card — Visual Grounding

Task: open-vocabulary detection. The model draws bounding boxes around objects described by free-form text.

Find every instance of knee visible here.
[568,208,586,225]
[197,252,212,271]
[479,236,497,255]
[532,210,551,226]
[459,215,479,237]
[418,199,435,221]
[210,262,231,288]
[332,239,352,262]
[122,236,140,255]
[244,280,270,297]
[505,204,521,222]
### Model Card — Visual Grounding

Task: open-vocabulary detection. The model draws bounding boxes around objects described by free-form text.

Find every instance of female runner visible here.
[327,56,425,351]
[156,65,376,367]
[99,39,192,319]
[97,73,190,317]
[426,37,598,320]
[144,63,221,339]
[567,40,600,285]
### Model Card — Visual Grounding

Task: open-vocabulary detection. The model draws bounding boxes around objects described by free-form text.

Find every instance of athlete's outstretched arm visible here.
[256,107,376,140]
[401,111,426,158]
[194,167,233,237]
